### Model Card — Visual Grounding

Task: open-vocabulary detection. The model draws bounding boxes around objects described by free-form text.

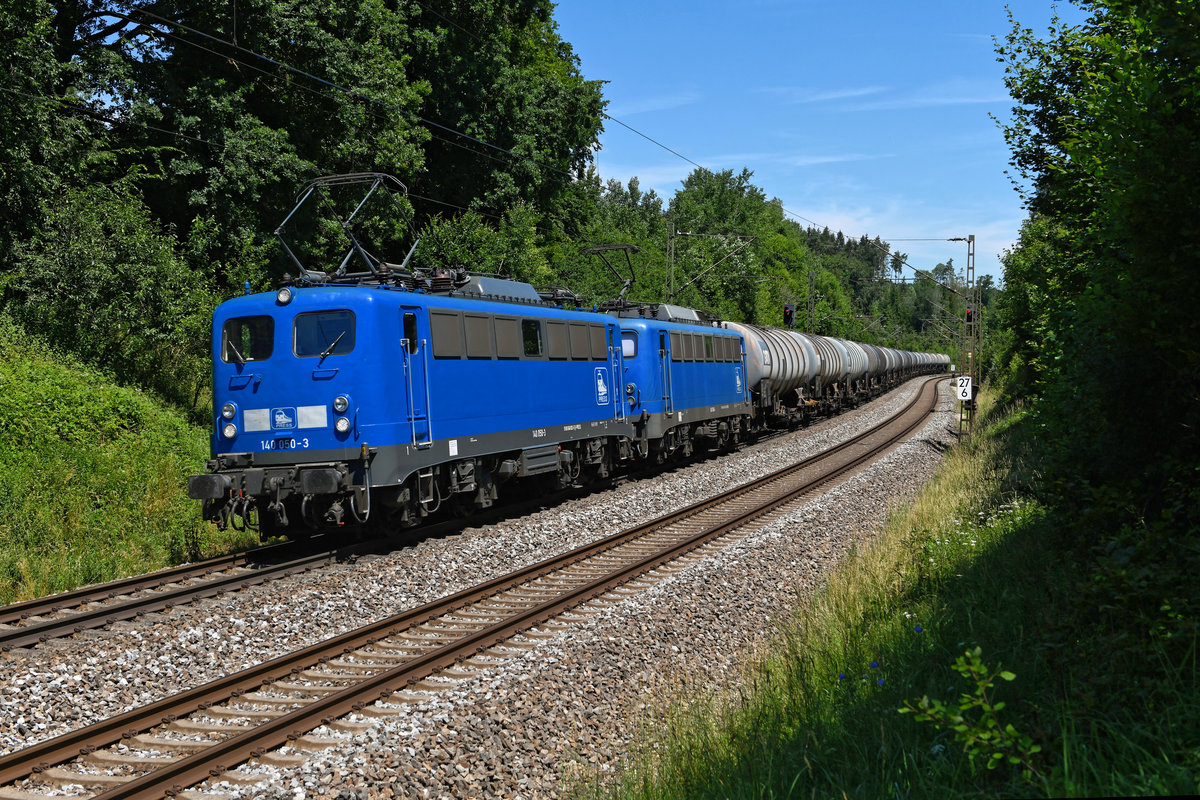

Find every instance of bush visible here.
[0,315,254,602]
[9,177,216,411]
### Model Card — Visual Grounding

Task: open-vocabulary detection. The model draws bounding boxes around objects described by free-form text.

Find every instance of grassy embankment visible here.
[583,389,1199,798]
[0,316,256,604]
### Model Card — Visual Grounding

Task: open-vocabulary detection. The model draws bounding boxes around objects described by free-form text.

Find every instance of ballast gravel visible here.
[0,380,957,799]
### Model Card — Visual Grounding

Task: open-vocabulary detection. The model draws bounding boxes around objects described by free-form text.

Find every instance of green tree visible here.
[996,0,1200,484]
[12,178,213,408]
[404,0,605,239]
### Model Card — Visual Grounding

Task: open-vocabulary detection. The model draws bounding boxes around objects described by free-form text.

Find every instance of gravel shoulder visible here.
[1,379,955,800]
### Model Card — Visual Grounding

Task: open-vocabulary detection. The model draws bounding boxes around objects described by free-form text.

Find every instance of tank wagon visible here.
[187,174,947,535]
[725,323,947,428]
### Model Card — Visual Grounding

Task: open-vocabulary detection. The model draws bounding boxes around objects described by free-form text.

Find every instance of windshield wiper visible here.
[319,330,347,363]
[227,340,247,365]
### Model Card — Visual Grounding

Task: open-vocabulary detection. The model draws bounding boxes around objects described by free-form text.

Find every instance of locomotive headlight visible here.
[334,416,351,433]
[222,422,238,439]
[221,402,237,420]
[333,395,350,413]
[276,286,293,305]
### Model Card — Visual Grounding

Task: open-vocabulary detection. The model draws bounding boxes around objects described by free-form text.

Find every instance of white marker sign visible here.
[956,375,973,402]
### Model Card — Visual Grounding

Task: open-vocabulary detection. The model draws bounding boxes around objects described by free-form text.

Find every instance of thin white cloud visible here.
[758,85,887,104]
[845,78,1009,111]
[776,195,1012,279]
[781,152,893,167]
[608,91,702,117]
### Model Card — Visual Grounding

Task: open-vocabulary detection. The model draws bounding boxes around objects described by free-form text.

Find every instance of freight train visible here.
[187,175,947,534]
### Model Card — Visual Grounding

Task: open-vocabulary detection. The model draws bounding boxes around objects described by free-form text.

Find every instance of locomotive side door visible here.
[660,330,673,414]
[400,306,433,448]
[609,324,625,422]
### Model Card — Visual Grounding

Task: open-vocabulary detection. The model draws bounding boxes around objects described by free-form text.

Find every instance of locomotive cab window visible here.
[222,316,274,363]
[621,331,638,358]
[402,312,418,355]
[294,310,355,358]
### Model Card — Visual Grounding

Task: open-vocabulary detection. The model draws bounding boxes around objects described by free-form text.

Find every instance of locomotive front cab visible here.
[190,287,391,532]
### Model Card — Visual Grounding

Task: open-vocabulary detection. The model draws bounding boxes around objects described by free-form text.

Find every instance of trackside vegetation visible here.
[0,316,256,603]
[573,390,1199,799]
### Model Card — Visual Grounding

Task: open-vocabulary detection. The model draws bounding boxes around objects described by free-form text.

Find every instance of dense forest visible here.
[1,0,975,424]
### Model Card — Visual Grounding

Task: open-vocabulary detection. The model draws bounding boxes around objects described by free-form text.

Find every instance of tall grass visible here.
[580,389,1199,798]
[0,315,255,603]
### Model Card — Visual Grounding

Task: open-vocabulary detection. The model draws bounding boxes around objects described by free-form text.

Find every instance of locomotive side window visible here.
[465,313,493,359]
[681,333,695,362]
[547,322,568,360]
[590,325,608,359]
[431,311,463,358]
[293,310,354,358]
[521,319,542,357]
[402,312,418,355]
[669,331,681,360]
[704,335,715,361]
[621,331,638,358]
[222,316,274,363]
[568,323,589,361]
[495,317,521,359]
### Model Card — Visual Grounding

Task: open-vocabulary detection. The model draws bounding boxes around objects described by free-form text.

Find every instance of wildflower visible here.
[838,673,846,682]
[914,625,924,634]
[870,661,879,669]
[877,679,885,686]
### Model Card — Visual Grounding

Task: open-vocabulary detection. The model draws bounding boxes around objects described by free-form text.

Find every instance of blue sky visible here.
[553,1,1085,283]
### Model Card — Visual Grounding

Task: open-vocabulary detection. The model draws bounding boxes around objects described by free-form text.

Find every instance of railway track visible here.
[0,377,943,800]
[0,486,617,651]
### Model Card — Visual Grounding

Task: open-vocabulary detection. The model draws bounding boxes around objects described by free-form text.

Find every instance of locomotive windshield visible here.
[294,310,356,358]
[221,316,274,363]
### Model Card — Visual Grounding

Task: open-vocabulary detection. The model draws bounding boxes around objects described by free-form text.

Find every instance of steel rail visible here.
[0,540,300,629]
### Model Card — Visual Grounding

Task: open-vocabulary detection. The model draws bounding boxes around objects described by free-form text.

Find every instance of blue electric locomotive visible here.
[614,303,751,462]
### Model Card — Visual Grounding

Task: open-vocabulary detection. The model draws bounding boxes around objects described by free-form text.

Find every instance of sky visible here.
[553,1,1086,284]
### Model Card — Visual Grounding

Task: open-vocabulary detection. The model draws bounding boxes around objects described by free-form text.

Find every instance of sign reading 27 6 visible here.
[956,376,973,402]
